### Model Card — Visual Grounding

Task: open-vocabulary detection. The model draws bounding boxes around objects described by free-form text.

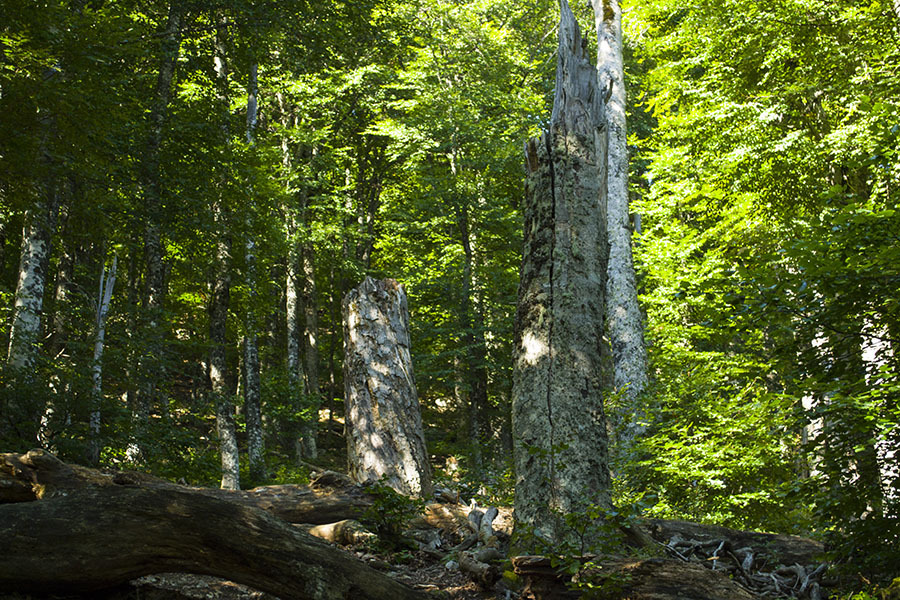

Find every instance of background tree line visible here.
[1,0,897,580]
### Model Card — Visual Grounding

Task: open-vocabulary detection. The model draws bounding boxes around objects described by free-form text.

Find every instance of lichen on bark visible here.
[343,277,433,498]
[512,0,612,549]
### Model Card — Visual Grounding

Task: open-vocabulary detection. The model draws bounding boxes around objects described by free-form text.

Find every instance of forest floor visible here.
[125,556,492,600]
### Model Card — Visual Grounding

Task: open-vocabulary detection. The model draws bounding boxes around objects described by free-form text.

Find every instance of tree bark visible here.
[513,0,612,548]
[4,185,60,442]
[1,450,375,524]
[211,12,239,491]
[89,254,117,466]
[343,277,433,498]
[278,94,319,462]
[243,61,265,482]
[137,2,183,446]
[299,242,320,459]
[457,200,490,474]
[594,0,649,462]
[0,486,434,600]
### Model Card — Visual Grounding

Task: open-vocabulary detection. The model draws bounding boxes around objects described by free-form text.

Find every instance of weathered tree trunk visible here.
[211,13,239,491]
[243,61,265,482]
[88,254,117,466]
[343,277,433,498]
[594,0,649,462]
[136,2,183,450]
[512,0,612,547]
[0,486,434,600]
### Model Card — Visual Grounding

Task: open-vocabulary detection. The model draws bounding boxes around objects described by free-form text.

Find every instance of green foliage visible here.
[625,0,900,580]
[360,477,427,550]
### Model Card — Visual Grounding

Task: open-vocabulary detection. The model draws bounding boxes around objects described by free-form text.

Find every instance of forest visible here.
[1,0,898,598]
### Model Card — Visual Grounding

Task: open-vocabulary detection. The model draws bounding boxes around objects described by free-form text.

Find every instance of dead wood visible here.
[1,449,373,524]
[0,485,434,600]
[304,519,376,545]
[458,551,499,587]
[512,555,756,600]
[644,518,824,567]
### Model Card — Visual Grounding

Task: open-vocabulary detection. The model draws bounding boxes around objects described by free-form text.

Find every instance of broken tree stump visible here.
[0,485,434,600]
[343,277,433,498]
[512,0,613,547]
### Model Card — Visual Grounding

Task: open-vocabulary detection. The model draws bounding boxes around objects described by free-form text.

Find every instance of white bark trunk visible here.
[343,277,433,498]
[243,62,264,481]
[861,317,899,508]
[89,254,117,465]
[513,0,612,548]
[212,13,239,491]
[5,189,59,442]
[8,198,59,372]
[594,0,649,459]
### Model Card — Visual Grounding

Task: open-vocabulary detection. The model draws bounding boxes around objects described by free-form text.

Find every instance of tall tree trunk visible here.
[243,61,265,481]
[457,201,489,473]
[861,316,899,508]
[343,277,433,498]
[211,12,239,491]
[135,1,183,456]
[47,201,73,361]
[300,243,319,459]
[512,0,612,548]
[594,0,649,463]
[89,254,117,466]
[5,130,61,441]
[278,94,318,461]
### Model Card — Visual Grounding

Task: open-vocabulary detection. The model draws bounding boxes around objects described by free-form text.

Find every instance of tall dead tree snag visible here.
[343,277,433,498]
[594,0,650,463]
[512,0,612,546]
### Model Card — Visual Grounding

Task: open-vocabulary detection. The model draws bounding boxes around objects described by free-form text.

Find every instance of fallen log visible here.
[1,449,373,524]
[512,555,756,600]
[0,485,433,600]
[305,519,377,545]
[644,518,824,567]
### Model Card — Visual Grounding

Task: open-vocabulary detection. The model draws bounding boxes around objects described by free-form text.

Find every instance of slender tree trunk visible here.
[300,243,319,459]
[343,277,433,498]
[278,95,318,462]
[458,202,489,473]
[243,62,264,481]
[285,214,305,459]
[135,2,183,454]
[47,202,73,361]
[5,154,60,441]
[211,12,239,491]
[513,0,612,548]
[594,0,649,463]
[861,316,899,508]
[89,254,117,466]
